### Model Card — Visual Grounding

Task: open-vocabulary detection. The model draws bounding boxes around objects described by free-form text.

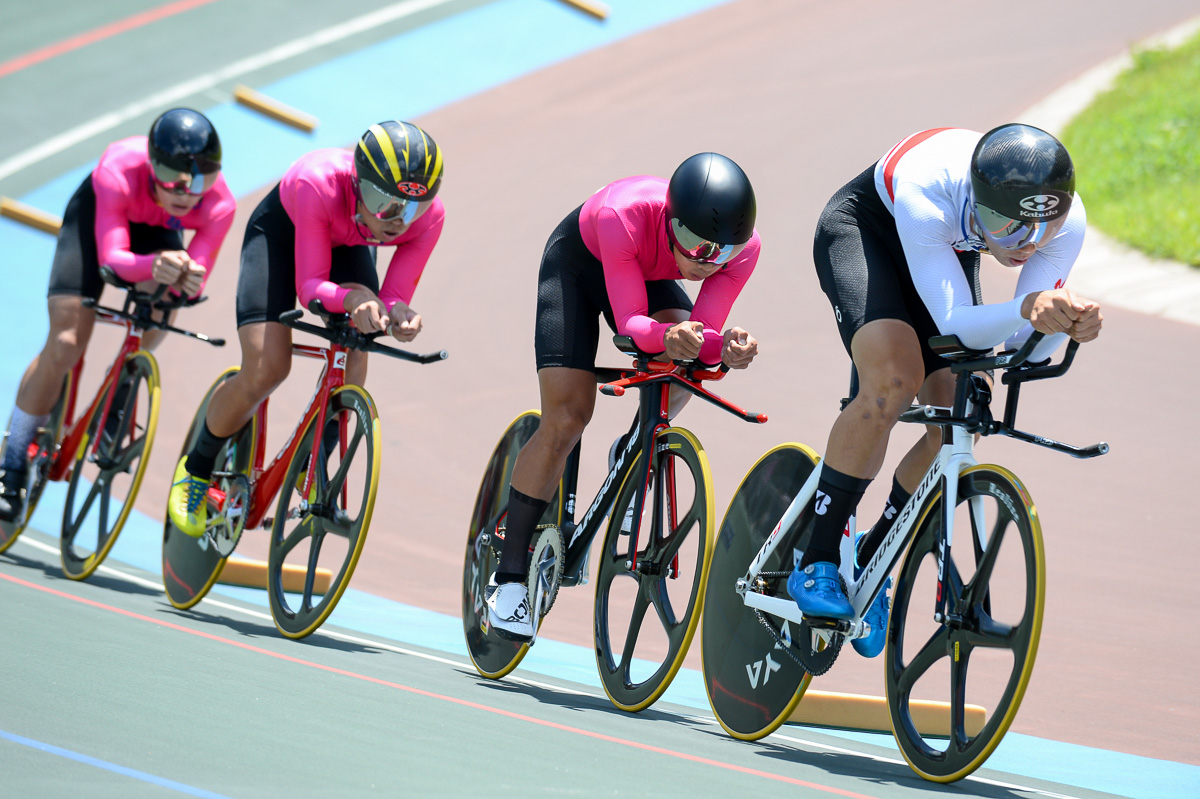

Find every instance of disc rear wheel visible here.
[701,443,820,739]
[0,374,70,553]
[163,368,255,610]
[462,411,563,679]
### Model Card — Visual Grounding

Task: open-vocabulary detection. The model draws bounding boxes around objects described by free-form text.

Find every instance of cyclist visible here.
[167,120,445,537]
[485,152,762,640]
[789,123,1104,658]
[0,108,234,522]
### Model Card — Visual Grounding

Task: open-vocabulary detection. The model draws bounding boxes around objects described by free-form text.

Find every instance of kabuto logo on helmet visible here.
[396,181,428,197]
[1019,195,1061,214]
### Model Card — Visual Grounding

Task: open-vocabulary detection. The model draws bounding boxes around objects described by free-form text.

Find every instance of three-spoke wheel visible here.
[886,465,1045,782]
[267,385,380,639]
[461,411,563,680]
[592,427,714,712]
[700,443,821,738]
[61,353,160,579]
[163,368,255,610]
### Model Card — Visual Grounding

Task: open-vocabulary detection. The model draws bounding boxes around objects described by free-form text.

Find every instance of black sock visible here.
[857,475,911,566]
[496,487,549,582]
[799,465,870,569]
[185,421,228,481]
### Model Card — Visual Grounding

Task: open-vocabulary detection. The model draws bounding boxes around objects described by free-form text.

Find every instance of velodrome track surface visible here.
[3,1,1199,796]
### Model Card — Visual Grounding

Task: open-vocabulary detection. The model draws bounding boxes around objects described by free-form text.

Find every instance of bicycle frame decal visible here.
[569,421,639,548]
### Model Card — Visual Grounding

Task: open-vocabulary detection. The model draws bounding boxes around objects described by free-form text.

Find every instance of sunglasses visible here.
[667,218,746,265]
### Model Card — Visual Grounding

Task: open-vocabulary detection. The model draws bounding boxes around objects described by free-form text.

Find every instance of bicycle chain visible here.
[752,571,843,677]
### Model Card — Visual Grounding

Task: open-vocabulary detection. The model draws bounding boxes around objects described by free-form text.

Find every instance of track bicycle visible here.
[161,301,447,639]
[700,331,1108,782]
[0,267,222,580]
[462,335,766,711]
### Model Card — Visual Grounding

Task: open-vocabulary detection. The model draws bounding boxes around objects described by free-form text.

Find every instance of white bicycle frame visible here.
[735,395,984,644]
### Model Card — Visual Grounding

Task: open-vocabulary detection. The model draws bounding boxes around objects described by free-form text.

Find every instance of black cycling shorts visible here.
[812,164,981,377]
[534,205,692,372]
[48,174,185,300]
[235,184,378,328]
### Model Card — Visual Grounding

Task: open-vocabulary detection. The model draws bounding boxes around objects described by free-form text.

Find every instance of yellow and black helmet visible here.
[354,121,443,222]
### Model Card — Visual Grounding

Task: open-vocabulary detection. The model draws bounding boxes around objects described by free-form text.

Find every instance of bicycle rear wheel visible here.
[163,368,255,610]
[886,465,1045,782]
[267,385,379,639]
[592,427,713,712]
[61,352,160,579]
[0,374,70,553]
[461,410,563,679]
[701,443,821,739]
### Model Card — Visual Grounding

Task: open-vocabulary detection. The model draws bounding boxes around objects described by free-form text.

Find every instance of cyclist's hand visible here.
[664,320,704,361]
[1023,288,1088,335]
[721,327,758,370]
[176,259,205,297]
[1067,299,1103,343]
[151,250,189,285]
[389,303,422,342]
[346,289,389,333]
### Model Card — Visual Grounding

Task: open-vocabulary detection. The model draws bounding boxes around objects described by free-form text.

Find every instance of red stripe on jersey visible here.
[882,128,955,203]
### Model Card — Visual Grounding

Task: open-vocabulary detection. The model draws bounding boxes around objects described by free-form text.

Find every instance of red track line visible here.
[0,571,879,798]
[0,0,221,79]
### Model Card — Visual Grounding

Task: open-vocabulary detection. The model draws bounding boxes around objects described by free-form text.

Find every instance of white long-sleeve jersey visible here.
[873,127,1086,361]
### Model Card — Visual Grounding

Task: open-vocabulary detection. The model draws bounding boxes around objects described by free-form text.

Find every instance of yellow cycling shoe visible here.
[168,456,209,537]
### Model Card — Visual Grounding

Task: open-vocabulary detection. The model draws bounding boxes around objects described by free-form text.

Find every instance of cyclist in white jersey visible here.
[792,124,1104,658]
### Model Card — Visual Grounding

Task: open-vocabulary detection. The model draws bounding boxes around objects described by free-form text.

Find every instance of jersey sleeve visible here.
[92,167,155,282]
[593,206,670,352]
[378,202,444,310]
[894,187,1027,350]
[1005,198,1087,361]
[182,182,237,297]
[291,178,350,313]
[691,242,757,364]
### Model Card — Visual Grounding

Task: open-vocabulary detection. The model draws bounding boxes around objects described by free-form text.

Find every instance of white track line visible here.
[0,0,454,182]
[12,535,1085,798]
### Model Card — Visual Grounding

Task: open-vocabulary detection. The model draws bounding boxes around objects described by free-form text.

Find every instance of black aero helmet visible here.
[147,108,222,195]
[354,121,443,224]
[970,123,1074,250]
[666,152,756,265]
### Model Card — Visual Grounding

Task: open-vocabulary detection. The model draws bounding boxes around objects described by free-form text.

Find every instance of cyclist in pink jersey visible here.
[790,124,1104,659]
[0,108,234,522]
[484,152,762,640]
[167,120,445,537]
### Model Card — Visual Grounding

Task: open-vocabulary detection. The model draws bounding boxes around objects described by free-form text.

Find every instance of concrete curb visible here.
[1018,13,1200,326]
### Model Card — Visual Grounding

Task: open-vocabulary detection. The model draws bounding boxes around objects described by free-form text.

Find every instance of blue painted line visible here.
[4,1,1199,797]
[0,729,234,798]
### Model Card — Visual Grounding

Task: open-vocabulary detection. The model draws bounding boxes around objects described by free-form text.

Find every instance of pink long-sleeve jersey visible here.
[578,176,759,364]
[279,148,444,314]
[91,136,236,294]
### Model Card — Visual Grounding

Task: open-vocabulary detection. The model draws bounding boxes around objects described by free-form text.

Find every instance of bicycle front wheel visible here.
[0,373,70,553]
[886,465,1045,782]
[268,385,379,639]
[61,352,160,579]
[593,427,713,712]
[701,442,821,739]
[163,368,255,610]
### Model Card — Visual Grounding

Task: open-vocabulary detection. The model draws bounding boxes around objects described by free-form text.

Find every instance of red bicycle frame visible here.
[46,308,148,483]
[225,338,352,531]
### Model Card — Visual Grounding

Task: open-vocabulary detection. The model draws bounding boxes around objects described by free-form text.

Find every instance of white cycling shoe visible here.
[485,577,535,641]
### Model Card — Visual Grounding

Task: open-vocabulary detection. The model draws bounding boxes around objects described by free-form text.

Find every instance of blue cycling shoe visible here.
[852,574,892,658]
[787,561,853,620]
